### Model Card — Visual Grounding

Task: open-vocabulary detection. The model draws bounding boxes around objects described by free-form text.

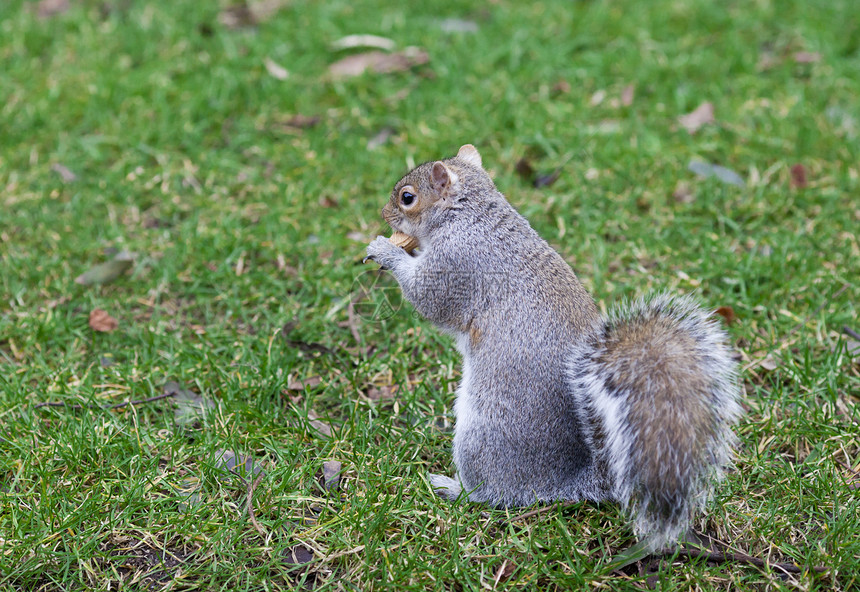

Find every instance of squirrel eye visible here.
[400,190,416,206]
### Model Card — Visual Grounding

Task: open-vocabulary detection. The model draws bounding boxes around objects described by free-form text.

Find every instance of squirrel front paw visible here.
[365,235,406,269]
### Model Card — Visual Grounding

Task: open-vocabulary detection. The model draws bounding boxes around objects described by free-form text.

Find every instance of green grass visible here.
[1,0,858,589]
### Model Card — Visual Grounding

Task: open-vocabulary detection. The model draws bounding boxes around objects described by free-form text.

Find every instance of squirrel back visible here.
[366,145,742,551]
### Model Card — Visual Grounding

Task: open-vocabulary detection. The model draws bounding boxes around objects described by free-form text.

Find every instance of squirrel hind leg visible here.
[428,473,463,501]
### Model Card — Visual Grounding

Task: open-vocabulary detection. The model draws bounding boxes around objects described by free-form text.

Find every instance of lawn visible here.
[1,0,858,589]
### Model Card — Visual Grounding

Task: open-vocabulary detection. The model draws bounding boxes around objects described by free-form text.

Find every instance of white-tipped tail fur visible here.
[567,294,742,550]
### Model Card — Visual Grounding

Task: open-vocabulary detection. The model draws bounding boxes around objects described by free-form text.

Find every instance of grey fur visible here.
[366,146,742,550]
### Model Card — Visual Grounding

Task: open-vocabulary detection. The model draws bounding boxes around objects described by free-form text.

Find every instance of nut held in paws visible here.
[389,231,419,254]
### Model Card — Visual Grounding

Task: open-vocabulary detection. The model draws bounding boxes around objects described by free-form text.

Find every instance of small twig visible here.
[842,325,860,341]
[508,500,579,522]
[247,471,267,538]
[661,548,828,575]
[34,391,178,410]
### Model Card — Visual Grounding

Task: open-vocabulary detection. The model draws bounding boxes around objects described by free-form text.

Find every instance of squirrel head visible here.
[382,144,490,241]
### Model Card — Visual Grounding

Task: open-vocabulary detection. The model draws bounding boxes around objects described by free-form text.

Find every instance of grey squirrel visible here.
[365,145,742,551]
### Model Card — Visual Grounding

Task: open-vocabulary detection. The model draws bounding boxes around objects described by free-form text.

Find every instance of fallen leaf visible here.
[214,449,262,478]
[322,460,342,491]
[367,384,399,401]
[219,0,287,28]
[790,163,808,188]
[283,545,314,565]
[678,102,714,134]
[36,0,69,19]
[757,50,781,71]
[514,158,535,180]
[331,34,395,51]
[51,163,77,182]
[100,354,116,367]
[328,47,429,79]
[176,475,202,513]
[75,251,135,285]
[264,57,289,80]
[89,309,118,332]
[219,2,255,28]
[172,383,215,427]
[319,195,338,208]
[551,80,571,95]
[688,161,745,187]
[715,305,736,325]
[367,127,395,150]
[793,51,821,64]
[493,559,516,588]
[672,181,695,203]
[438,18,478,33]
[288,376,323,391]
[589,89,606,107]
[585,120,622,135]
[534,169,561,188]
[759,355,779,372]
[282,114,320,129]
[347,231,370,242]
[307,409,332,438]
[620,84,635,107]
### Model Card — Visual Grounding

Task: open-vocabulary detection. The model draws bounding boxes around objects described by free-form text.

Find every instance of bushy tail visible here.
[568,294,742,550]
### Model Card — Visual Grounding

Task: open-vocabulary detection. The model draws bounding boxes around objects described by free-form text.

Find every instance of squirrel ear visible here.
[430,161,456,190]
[457,144,482,168]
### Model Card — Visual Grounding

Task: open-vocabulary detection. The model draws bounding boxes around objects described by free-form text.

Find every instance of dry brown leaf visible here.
[790,163,808,188]
[620,84,635,107]
[307,409,332,438]
[331,34,395,51]
[219,3,255,28]
[367,127,395,150]
[283,545,313,565]
[367,384,399,401]
[672,181,695,203]
[534,169,561,189]
[438,18,479,33]
[493,559,516,588]
[263,57,289,80]
[347,231,370,242]
[37,0,69,19]
[282,114,320,129]
[219,0,288,29]
[288,376,322,391]
[322,460,342,491]
[793,51,821,64]
[74,252,135,285]
[678,102,714,134]
[328,47,429,79]
[589,89,606,107]
[514,158,535,180]
[552,80,571,95]
[89,309,119,332]
[319,195,338,208]
[51,163,77,182]
[759,355,779,372]
[715,305,736,325]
